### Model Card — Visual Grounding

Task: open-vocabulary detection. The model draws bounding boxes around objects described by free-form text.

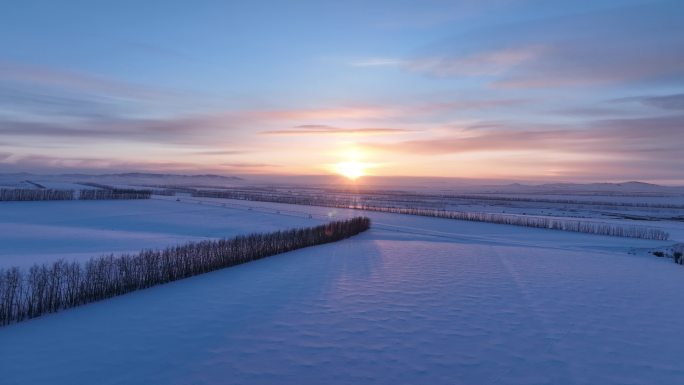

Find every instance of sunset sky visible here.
[1,0,683,183]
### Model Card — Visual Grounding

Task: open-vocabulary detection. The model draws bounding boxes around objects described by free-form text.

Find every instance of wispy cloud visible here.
[246,99,526,124]
[221,162,281,169]
[350,58,404,67]
[0,153,282,174]
[190,149,250,156]
[382,39,683,88]
[358,3,684,88]
[491,43,684,88]
[0,116,236,145]
[364,115,684,157]
[612,93,684,110]
[240,106,400,121]
[0,154,205,173]
[0,91,526,148]
[0,60,172,99]
[261,124,411,136]
[640,94,684,110]
[350,46,543,77]
[0,86,125,119]
[405,45,544,77]
[551,106,637,117]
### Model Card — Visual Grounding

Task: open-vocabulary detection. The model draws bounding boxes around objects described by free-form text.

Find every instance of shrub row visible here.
[0,217,371,326]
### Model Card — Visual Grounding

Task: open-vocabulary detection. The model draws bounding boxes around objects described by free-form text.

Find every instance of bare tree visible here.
[0,217,371,326]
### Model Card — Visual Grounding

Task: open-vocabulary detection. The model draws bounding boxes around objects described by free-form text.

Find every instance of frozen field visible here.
[175,195,684,243]
[2,195,679,269]
[1,198,684,384]
[0,199,324,268]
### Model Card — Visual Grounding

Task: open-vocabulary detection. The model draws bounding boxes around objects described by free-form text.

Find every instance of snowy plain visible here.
[0,198,326,268]
[1,196,684,384]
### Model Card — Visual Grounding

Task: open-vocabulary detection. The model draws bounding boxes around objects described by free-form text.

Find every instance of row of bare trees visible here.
[0,187,154,201]
[0,189,75,201]
[77,183,153,200]
[192,189,358,207]
[149,188,176,196]
[78,188,152,200]
[364,207,670,240]
[0,217,371,326]
[437,194,684,210]
[192,189,669,240]
[24,180,47,189]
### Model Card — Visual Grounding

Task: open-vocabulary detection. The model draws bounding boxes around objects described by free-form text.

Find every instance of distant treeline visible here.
[24,180,46,189]
[81,181,176,196]
[193,189,357,207]
[310,187,684,210]
[365,207,670,240]
[79,189,152,200]
[0,187,152,201]
[193,188,684,213]
[149,188,176,196]
[0,217,371,326]
[78,183,153,200]
[0,188,74,201]
[77,182,119,190]
[193,189,669,240]
[436,194,684,210]
[224,186,684,211]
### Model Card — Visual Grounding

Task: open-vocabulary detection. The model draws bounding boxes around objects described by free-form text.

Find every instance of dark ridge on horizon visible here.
[0,172,244,181]
[1,172,683,190]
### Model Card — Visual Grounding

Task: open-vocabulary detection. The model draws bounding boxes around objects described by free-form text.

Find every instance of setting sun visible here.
[335,161,367,180]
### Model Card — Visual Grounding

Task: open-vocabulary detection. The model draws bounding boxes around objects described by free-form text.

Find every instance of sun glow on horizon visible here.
[335,160,367,180]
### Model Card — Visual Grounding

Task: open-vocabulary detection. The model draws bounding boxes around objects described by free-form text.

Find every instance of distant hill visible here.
[65,172,243,181]
[0,172,244,188]
[1,172,682,195]
[481,181,684,195]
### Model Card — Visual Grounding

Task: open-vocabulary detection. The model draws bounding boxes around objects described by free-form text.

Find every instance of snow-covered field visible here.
[0,199,324,268]
[175,195,684,243]
[1,197,684,384]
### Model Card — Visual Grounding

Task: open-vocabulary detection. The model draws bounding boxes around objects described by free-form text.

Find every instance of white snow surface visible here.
[0,199,325,268]
[1,199,684,384]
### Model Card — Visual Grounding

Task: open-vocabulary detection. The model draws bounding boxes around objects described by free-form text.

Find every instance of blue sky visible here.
[1,0,683,182]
